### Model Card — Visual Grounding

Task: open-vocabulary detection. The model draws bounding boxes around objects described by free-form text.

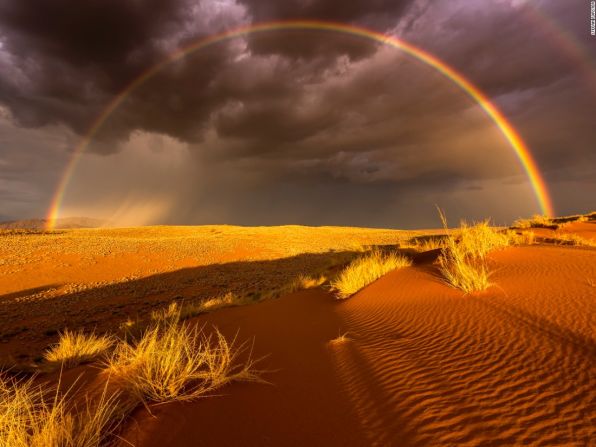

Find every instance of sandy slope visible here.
[0,225,407,363]
[121,241,596,446]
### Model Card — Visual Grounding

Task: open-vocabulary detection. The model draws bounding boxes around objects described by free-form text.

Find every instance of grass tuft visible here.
[454,220,511,259]
[513,214,555,229]
[551,233,596,247]
[0,374,125,447]
[328,332,351,345]
[105,317,261,404]
[293,274,327,289]
[43,330,114,367]
[438,238,491,293]
[504,229,535,246]
[436,212,506,293]
[330,250,411,299]
[403,236,448,252]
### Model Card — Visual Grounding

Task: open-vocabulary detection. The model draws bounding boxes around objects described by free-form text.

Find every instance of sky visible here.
[0,0,594,228]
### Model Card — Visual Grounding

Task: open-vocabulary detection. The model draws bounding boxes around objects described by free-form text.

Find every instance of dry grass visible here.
[106,317,261,404]
[135,275,329,346]
[0,374,125,447]
[437,211,537,293]
[403,236,448,252]
[43,330,114,367]
[504,229,536,246]
[157,294,250,323]
[514,212,596,230]
[513,214,555,229]
[293,274,328,289]
[454,220,512,259]
[331,250,412,299]
[437,213,502,293]
[438,237,492,293]
[328,332,351,345]
[551,233,596,247]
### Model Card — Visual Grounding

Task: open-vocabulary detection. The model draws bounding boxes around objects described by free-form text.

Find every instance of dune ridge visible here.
[120,238,596,446]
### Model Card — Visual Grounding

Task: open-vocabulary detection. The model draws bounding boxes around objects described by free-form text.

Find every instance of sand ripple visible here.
[331,245,596,446]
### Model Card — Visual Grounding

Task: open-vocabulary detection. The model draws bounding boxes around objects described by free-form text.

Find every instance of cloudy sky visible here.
[0,0,594,228]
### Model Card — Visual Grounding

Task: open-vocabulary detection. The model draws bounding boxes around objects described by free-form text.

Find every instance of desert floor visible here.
[1,221,595,446]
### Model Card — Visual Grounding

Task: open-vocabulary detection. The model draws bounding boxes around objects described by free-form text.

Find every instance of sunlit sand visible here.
[1,213,594,445]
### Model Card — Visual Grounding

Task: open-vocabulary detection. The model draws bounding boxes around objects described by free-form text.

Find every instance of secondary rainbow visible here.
[46,20,554,229]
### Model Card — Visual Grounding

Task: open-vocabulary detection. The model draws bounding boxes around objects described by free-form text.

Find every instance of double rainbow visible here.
[46,20,554,229]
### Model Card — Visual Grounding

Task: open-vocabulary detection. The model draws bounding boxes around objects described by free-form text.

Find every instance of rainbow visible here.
[46,20,554,229]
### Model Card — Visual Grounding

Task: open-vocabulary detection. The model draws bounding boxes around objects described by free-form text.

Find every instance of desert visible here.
[1,213,595,446]
[1,2,595,445]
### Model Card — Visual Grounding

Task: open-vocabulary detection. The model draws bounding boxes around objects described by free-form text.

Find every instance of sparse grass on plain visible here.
[43,330,114,367]
[331,250,412,299]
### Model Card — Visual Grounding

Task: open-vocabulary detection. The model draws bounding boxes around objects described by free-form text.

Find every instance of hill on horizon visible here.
[0,216,106,230]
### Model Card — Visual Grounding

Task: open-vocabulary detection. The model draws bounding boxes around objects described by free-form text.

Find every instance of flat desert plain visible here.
[0,217,595,446]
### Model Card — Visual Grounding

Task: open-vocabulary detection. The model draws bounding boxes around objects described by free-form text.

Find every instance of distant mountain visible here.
[0,217,106,230]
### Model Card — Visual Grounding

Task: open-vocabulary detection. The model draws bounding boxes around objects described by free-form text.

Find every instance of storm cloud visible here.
[0,0,594,226]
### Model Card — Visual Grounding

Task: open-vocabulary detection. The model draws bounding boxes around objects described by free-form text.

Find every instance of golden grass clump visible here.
[436,213,505,293]
[513,214,554,229]
[331,250,412,299]
[403,236,448,252]
[294,274,327,289]
[552,233,596,247]
[455,220,511,259]
[106,317,260,404]
[505,229,535,246]
[43,330,114,367]
[0,375,124,447]
[438,236,491,294]
[192,292,242,314]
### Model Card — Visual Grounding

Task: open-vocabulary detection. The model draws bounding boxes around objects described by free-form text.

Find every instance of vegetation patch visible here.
[106,316,261,404]
[0,374,126,447]
[331,250,412,299]
[43,331,114,368]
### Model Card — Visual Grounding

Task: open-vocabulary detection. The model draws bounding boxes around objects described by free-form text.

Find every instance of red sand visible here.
[120,241,596,446]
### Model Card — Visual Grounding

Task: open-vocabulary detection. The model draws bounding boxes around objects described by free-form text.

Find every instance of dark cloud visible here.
[0,0,184,68]
[240,0,412,23]
[0,0,594,225]
[240,0,416,65]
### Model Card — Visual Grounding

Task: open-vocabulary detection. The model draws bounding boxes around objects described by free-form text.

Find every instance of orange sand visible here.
[121,238,596,445]
[2,222,595,445]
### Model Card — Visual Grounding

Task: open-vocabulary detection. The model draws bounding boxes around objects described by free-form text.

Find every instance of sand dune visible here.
[2,220,595,445]
[120,239,596,445]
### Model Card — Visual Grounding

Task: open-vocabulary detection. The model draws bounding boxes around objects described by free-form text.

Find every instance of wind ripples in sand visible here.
[330,246,596,446]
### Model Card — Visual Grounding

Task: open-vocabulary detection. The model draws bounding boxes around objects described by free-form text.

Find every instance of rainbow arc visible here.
[46,20,554,229]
